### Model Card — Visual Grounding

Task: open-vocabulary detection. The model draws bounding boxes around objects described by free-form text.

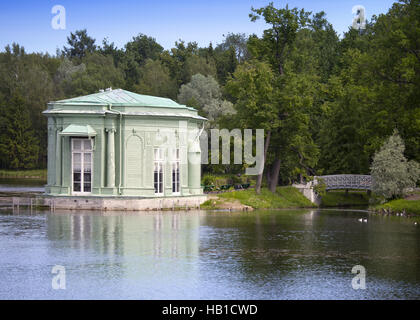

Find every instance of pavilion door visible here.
[72,138,93,194]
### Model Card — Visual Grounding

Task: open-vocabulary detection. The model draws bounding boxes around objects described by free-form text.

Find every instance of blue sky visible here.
[0,0,397,54]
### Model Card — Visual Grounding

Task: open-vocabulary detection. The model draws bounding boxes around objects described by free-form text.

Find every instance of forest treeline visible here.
[0,1,419,190]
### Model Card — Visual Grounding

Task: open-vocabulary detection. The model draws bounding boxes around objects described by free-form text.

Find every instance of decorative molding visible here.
[145,132,152,146]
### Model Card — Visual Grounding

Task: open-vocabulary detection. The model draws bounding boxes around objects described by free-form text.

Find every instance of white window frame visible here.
[71,138,93,195]
[172,148,180,195]
[154,148,164,196]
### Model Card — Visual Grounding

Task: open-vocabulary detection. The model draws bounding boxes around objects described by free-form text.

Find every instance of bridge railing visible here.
[315,174,372,190]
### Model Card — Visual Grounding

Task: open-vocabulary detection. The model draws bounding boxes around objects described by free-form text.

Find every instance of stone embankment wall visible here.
[292,182,321,205]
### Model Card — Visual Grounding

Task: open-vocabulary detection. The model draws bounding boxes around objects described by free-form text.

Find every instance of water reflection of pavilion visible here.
[46,211,201,283]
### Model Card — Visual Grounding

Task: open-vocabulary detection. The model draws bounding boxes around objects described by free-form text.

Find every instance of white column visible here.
[107,128,116,188]
[55,128,62,186]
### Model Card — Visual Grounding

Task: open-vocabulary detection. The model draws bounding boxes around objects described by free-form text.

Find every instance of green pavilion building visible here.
[43,88,206,204]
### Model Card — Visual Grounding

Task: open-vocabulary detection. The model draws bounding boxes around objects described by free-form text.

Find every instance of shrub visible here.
[370,130,420,200]
[202,175,216,186]
[313,177,327,196]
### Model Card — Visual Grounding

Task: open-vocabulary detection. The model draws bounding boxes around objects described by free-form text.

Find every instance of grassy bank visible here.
[201,186,316,210]
[320,191,370,207]
[0,169,47,179]
[372,199,420,215]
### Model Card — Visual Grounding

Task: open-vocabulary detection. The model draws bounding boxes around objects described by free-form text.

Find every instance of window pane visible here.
[83,139,92,151]
[155,148,163,160]
[73,172,81,182]
[84,153,91,163]
[172,170,175,192]
[73,182,81,192]
[73,140,82,151]
[159,163,163,193]
[84,173,91,182]
[84,153,92,171]
[83,183,91,192]
[154,169,158,193]
[73,153,81,170]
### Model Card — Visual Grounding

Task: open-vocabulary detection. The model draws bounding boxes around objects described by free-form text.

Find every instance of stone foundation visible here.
[37,195,208,211]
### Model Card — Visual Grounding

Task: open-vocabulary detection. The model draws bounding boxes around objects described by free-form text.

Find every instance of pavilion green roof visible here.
[54,88,188,109]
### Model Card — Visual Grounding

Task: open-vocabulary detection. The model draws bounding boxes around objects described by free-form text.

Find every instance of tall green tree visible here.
[0,44,55,167]
[226,60,278,193]
[124,34,163,66]
[63,29,97,60]
[249,2,311,75]
[247,2,317,191]
[217,33,250,63]
[0,94,40,169]
[60,52,125,97]
[134,59,178,99]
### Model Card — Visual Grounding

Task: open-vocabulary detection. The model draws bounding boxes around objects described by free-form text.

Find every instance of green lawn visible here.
[320,191,370,207]
[373,199,420,215]
[0,169,47,179]
[209,186,315,209]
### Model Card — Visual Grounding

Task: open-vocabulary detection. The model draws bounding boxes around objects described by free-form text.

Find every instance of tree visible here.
[184,55,217,82]
[63,29,97,60]
[309,11,340,82]
[217,33,250,63]
[226,60,279,193]
[178,74,235,125]
[247,3,316,192]
[60,52,125,97]
[370,130,420,200]
[100,38,124,67]
[0,94,39,169]
[317,0,420,175]
[160,40,198,86]
[134,59,178,99]
[0,44,55,167]
[249,2,311,76]
[124,34,163,66]
[213,45,238,85]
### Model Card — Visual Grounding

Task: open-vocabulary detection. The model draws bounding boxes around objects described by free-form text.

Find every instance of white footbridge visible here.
[316,175,372,190]
[293,174,372,204]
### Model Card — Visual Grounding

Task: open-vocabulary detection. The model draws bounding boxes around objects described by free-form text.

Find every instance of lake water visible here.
[0,207,419,299]
[0,178,45,193]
